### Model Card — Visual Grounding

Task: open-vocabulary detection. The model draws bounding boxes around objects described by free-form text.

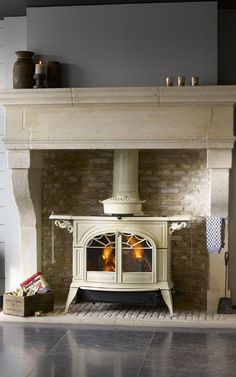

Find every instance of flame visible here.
[102,246,113,261]
[133,247,144,261]
[128,236,144,261]
[102,245,115,272]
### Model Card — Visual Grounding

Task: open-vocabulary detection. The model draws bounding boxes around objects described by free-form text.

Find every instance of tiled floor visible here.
[1,323,236,377]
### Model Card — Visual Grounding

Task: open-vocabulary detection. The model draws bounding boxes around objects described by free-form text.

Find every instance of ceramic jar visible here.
[13,51,35,89]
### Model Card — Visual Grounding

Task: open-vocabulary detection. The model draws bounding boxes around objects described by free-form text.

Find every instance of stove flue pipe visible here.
[113,149,139,200]
[102,150,144,215]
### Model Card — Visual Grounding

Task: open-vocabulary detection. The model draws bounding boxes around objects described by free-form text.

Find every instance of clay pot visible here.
[47,61,61,88]
[13,51,35,89]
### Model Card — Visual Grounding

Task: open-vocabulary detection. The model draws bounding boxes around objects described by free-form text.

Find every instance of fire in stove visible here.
[102,245,115,272]
[122,234,152,272]
[86,231,152,273]
[86,233,116,272]
[127,235,144,261]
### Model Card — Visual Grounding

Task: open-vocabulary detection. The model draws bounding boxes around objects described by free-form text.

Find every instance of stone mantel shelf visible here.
[1,85,236,105]
[1,85,235,151]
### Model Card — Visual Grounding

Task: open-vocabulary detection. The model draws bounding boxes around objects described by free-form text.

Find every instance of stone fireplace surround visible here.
[0,85,235,312]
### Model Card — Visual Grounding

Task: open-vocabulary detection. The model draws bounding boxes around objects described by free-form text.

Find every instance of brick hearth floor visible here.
[1,302,236,328]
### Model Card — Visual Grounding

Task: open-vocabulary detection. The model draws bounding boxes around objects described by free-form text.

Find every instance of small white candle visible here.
[35,60,45,75]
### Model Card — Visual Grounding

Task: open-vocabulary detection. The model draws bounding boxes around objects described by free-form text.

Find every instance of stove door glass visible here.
[121,233,152,272]
[86,233,116,272]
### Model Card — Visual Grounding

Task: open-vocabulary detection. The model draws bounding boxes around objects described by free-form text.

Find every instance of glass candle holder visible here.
[166,76,174,86]
[177,76,185,86]
[191,76,199,86]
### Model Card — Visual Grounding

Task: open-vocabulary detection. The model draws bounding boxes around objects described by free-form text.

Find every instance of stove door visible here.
[121,233,152,273]
[86,232,117,283]
[86,230,155,285]
[87,232,116,272]
[120,232,154,284]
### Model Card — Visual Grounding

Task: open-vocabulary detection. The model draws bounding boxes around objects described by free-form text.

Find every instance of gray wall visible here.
[5,16,27,88]
[218,10,236,85]
[27,2,217,87]
[4,17,27,292]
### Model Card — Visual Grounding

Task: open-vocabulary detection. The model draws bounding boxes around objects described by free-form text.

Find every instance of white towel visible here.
[206,216,224,253]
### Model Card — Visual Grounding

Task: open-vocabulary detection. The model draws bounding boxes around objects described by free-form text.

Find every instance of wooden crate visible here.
[3,292,54,317]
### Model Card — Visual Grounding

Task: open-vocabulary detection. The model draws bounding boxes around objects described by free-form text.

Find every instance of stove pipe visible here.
[102,150,144,215]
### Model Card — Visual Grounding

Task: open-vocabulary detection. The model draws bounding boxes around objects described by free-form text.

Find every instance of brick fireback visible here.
[42,149,209,310]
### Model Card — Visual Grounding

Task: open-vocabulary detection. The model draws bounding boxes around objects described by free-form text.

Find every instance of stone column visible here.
[207,148,232,312]
[7,150,43,281]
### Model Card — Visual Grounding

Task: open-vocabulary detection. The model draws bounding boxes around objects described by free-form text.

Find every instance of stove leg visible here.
[64,287,78,313]
[161,289,174,318]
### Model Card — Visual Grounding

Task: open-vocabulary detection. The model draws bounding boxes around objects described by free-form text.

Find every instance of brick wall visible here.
[42,149,209,309]
[139,150,209,309]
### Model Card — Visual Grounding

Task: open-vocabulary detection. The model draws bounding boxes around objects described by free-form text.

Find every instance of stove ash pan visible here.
[52,216,176,317]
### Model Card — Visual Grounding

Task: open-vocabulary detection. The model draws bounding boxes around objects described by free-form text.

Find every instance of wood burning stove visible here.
[50,214,189,317]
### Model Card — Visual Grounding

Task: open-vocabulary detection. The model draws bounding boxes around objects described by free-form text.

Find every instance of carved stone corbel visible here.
[7,150,43,280]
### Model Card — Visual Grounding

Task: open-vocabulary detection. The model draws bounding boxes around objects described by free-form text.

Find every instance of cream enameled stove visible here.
[50,214,189,317]
[50,215,189,316]
[51,150,189,316]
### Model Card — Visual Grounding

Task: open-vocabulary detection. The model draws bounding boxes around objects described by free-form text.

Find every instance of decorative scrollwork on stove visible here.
[169,222,187,234]
[54,220,73,233]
